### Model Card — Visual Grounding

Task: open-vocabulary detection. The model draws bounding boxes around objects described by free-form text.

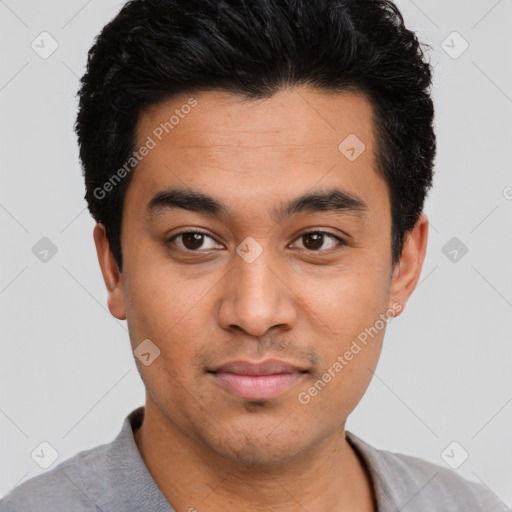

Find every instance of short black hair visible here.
[75,0,436,272]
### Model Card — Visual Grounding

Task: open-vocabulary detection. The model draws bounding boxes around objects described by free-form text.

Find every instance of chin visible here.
[202,422,309,468]
[215,440,301,467]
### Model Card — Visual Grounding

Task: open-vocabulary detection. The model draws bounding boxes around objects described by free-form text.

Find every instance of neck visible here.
[133,403,375,512]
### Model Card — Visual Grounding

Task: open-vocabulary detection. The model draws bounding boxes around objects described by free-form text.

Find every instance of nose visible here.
[217,244,298,337]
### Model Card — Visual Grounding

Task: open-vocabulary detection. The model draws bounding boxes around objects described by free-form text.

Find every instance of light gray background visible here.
[1,0,511,505]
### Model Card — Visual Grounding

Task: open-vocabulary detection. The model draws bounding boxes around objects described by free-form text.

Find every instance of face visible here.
[96,87,426,466]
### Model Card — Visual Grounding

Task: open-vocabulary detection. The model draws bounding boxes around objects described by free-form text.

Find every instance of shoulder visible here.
[0,445,108,512]
[383,449,508,509]
[346,431,510,511]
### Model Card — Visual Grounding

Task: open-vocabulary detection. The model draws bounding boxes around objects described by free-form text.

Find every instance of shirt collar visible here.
[78,407,399,512]
[76,406,175,512]
[346,430,403,511]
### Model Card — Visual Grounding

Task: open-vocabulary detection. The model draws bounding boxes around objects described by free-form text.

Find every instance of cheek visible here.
[297,264,391,337]
[122,263,215,382]
[123,259,209,340]
[293,263,389,404]
[297,329,384,420]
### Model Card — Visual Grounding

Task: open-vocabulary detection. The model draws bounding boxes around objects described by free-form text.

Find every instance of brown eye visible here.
[294,231,345,252]
[303,232,324,250]
[180,232,207,250]
[166,231,221,252]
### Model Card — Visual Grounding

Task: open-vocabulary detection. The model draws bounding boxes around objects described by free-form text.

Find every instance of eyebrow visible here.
[145,186,369,223]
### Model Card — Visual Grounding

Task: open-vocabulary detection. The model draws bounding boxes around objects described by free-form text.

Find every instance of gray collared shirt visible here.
[1,406,509,511]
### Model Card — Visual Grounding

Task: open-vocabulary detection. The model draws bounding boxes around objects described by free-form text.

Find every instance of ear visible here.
[388,212,429,317]
[93,223,126,320]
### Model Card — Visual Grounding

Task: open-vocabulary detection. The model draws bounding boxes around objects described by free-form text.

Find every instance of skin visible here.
[94,86,428,512]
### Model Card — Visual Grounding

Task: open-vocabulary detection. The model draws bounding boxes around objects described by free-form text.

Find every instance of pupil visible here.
[181,233,326,251]
[304,233,323,250]
[183,233,204,250]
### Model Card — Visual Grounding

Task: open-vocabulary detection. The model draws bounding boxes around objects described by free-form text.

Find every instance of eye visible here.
[166,230,222,252]
[166,229,346,254]
[291,230,346,252]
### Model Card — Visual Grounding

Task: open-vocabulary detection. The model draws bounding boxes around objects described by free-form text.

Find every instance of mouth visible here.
[207,359,308,401]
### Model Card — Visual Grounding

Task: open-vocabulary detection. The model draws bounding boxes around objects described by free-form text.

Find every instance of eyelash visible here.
[165,229,346,254]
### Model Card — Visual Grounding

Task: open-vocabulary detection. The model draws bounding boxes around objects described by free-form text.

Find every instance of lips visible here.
[210,359,307,375]
[208,359,308,400]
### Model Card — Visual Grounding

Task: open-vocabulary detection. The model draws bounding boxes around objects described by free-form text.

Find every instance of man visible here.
[1,0,509,511]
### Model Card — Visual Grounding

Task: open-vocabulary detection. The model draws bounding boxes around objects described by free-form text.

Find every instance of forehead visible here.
[137,87,376,152]
[125,87,387,221]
